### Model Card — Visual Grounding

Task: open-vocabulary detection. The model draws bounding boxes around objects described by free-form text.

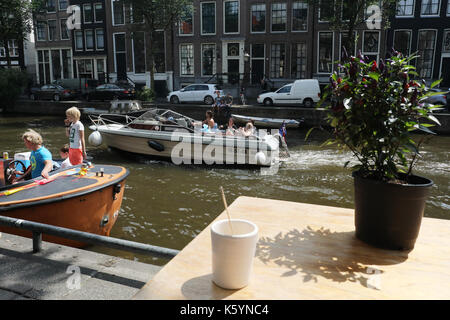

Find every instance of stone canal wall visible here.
[4,99,450,134]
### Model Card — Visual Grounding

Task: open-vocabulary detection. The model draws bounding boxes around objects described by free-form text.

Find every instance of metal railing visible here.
[0,215,179,260]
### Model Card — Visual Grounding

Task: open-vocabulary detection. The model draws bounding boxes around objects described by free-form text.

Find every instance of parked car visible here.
[86,84,136,101]
[423,87,450,113]
[257,79,321,107]
[167,84,224,105]
[29,84,77,101]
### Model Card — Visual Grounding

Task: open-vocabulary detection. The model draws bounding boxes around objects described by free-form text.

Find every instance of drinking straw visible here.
[220,186,234,235]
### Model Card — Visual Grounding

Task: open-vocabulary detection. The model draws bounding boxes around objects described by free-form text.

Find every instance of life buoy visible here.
[148,140,165,152]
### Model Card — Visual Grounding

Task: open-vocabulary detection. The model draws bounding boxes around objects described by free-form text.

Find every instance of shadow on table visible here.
[255,226,410,289]
[181,274,238,300]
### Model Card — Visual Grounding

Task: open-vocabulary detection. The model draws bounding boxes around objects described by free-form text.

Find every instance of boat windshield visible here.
[126,108,197,132]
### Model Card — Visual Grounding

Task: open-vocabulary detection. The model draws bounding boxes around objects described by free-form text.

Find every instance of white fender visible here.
[88,130,103,146]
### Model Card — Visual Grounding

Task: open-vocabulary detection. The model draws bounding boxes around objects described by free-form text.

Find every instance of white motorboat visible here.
[88,108,288,167]
[81,100,144,117]
[231,114,302,129]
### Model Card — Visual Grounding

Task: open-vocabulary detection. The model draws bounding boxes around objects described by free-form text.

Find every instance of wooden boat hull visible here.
[0,164,129,248]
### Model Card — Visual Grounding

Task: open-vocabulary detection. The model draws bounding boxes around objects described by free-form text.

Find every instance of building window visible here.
[96,29,104,50]
[180,44,194,76]
[340,31,357,58]
[179,4,193,35]
[251,4,266,33]
[47,0,56,12]
[443,30,450,52]
[250,43,265,84]
[0,44,5,58]
[60,19,69,40]
[132,31,146,73]
[48,20,57,41]
[292,43,307,79]
[363,31,380,62]
[78,59,93,78]
[84,4,93,23]
[94,3,104,22]
[8,40,19,57]
[154,31,166,73]
[59,0,68,10]
[421,0,440,15]
[36,21,46,41]
[62,49,71,79]
[201,2,215,35]
[292,1,308,31]
[112,0,125,25]
[318,32,333,73]
[448,0,450,15]
[75,31,83,51]
[271,3,287,32]
[85,30,94,50]
[270,43,286,78]
[38,50,50,84]
[224,1,239,33]
[201,44,216,76]
[393,30,412,56]
[396,0,415,16]
[417,30,437,78]
[114,33,126,74]
[319,0,333,21]
[51,50,61,80]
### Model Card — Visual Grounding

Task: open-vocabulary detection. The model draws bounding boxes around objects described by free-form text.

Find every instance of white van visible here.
[257,79,321,107]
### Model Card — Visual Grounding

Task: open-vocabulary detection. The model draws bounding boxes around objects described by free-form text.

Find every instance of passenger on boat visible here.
[220,117,237,136]
[65,106,87,165]
[238,122,256,137]
[202,110,215,130]
[59,144,72,169]
[13,129,53,182]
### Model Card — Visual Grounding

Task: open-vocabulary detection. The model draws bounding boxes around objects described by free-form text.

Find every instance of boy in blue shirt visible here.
[15,129,53,181]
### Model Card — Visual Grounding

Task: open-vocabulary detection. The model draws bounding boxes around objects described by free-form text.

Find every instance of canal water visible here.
[1,114,449,265]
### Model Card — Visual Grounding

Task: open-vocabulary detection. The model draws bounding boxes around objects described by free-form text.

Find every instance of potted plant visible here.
[311,48,444,250]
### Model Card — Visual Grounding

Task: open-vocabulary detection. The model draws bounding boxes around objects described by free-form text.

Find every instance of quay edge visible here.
[3,99,450,135]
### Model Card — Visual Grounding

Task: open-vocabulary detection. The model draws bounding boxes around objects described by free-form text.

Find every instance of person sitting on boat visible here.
[238,122,256,137]
[202,110,215,131]
[13,129,53,182]
[59,144,72,169]
[220,117,237,136]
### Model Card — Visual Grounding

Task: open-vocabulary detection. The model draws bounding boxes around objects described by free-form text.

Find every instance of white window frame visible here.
[250,3,266,34]
[112,0,125,26]
[420,0,441,17]
[83,3,93,24]
[339,31,357,58]
[362,30,381,62]
[292,1,308,32]
[317,31,334,74]
[0,45,5,58]
[396,0,415,17]
[179,4,194,36]
[8,40,19,57]
[36,21,46,41]
[271,2,287,33]
[47,0,56,13]
[113,32,126,73]
[201,43,216,76]
[47,19,57,41]
[60,19,69,40]
[58,0,68,11]
[95,28,105,50]
[416,29,438,79]
[270,43,287,78]
[179,43,194,77]
[85,29,94,51]
[74,30,84,51]
[291,42,307,78]
[447,0,450,15]
[132,31,146,74]
[318,0,331,22]
[223,0,240,35]
[393,29,413,56]
[200,1,216,36]
[443,29,450,52]
[94,3,103,23]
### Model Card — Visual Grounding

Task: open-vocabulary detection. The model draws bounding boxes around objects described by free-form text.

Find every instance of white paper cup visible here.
[211,219,258,289]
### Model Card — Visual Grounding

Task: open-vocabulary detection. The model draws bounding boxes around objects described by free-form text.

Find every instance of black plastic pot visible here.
[353,172,434,251]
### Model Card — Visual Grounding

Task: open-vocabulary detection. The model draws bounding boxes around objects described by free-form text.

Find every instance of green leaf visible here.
[304,127,316,141]
[430,79,442,89]
[367,72,379,81]
[414,124,436,135]
[428,114,441,126]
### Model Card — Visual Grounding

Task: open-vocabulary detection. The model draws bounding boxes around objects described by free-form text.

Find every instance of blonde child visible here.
[64,106,87,165]
[15,129,53,181]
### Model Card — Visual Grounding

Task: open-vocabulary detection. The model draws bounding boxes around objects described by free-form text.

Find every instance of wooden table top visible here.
[133,196,450,300]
